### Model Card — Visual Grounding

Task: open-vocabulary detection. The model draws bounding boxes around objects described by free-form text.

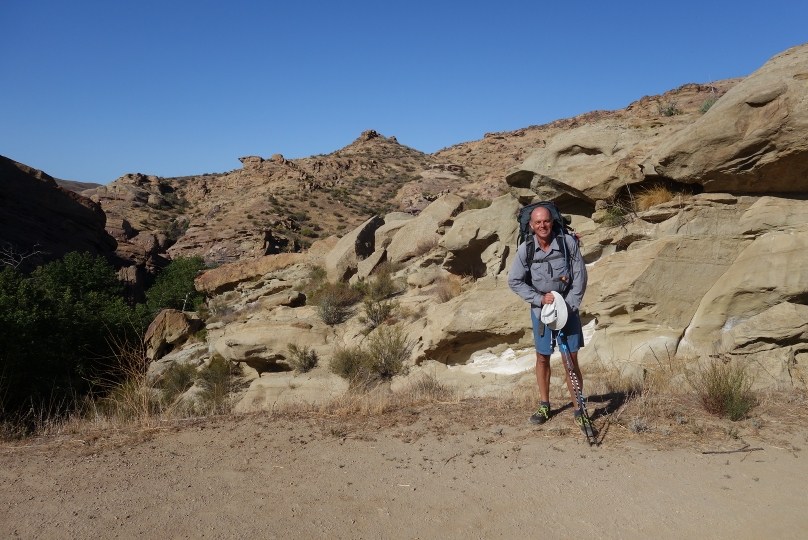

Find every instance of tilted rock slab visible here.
[386,194,464,264]
[194,252,306,295]
[144,309,202,361]
[325,215,385,282]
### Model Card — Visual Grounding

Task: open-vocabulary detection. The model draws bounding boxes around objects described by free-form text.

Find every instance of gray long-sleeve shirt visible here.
[507,233,587,316]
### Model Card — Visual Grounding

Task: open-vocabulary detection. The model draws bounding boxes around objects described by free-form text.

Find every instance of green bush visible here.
[329,346,371,381]
[286,344,319,373]
[360,298,397,330]
[0,252,148,417]
[146,256,205,313]
[699,97,718,113]
[688,359,755,421]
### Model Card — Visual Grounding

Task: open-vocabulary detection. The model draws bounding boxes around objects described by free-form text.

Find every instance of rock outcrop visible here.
[194,252,306,295]
[648,44,808,193]
[0,155,118,269]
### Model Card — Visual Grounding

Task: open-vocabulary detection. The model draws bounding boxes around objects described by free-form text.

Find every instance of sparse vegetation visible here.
[330,325,412,385]
[286,343,319,373]
[309,282,363,325]
[635,184,675,211]
[699,96,718,113]
[657,99,681,116]
[687,358,755,421]
[433,275,462,303]
[465,198,492,210]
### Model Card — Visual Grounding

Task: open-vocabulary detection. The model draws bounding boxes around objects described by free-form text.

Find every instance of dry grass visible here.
[687,358,755,421]
[412,236,439,258]
[635,185,675,211]
[432,275,462,303]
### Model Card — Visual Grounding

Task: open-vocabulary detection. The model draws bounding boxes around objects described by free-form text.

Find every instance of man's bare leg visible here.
[535,352,551,403]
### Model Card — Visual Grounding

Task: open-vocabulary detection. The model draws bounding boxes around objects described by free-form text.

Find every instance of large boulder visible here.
[144,309,202,361]
[410,277,530,364]
[214,319,330,374]
[716,302,808,386]
[442,194,520,277]
[580,235,749,366]
[386,194,464,263]
[194,252,306,295]
[374,212,414,250]
[678,225,808,356]
[647,43,808,193]
[234,370,349,412]
[324,215,385,282]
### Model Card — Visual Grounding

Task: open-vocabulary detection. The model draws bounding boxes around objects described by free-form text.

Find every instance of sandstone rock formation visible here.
[144,309,201,361]
[647,44,808,193]
[0,155,118,269]
[194,252,306,295]
[324,215,384,282]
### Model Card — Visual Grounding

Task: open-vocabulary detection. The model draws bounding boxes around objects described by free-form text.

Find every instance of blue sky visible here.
[1,1,806,184]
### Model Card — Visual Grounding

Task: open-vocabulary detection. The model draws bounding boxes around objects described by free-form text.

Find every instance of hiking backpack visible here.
[516,201,577,291]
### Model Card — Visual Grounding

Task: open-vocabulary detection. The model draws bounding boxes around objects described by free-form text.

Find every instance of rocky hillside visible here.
[76,77,739,275]
[139,43,808,414]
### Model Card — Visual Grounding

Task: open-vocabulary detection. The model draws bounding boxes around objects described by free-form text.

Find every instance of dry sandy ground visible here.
[2,401,807,540]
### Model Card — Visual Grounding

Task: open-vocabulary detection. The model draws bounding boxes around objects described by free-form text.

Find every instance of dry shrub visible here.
[309,282,362,325]
[330,325,413,386]
[312,373,460,417]
[359,297,397,330]
[635,185,675,211]
[412,236,439,258]
[687,358,755,421]
[433,275,462,303]
[286,343,319,373]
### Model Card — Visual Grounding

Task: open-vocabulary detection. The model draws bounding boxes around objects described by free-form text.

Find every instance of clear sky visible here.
[1,1,806,184]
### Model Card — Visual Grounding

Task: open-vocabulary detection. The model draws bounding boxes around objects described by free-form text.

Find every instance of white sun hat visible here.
[540,291,569,331]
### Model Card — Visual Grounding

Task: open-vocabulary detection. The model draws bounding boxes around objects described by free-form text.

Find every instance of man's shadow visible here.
[549,391,631,445]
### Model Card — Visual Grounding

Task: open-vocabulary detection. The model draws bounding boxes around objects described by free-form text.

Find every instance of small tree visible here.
[146,256,205,313]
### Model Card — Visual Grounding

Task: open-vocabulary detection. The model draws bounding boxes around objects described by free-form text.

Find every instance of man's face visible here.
[530,207,553,242]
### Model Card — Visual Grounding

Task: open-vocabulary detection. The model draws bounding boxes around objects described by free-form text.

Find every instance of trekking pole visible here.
[558,331,595,446]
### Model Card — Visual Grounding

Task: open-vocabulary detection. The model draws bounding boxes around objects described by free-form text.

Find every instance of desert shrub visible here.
[687,359,755,421]
[657,99,681,116]
[287,343,319,373]
[635,184,675,211]
[330,346,372,380]
[197,357,244,413]
[601,206,629,227]
[158,362,198,400]
[330,325,412,384]
[365,325,412,380]
[465,198,492,210]
[309,282,362,325]
[368,264,398,300]
[146,256,206,313]
[699,97,718,113]
[359,298,397,330]
[412,236,439,258]
[433,276,462,303]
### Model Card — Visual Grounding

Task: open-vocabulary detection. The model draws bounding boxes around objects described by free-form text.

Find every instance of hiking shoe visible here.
[575,414,598,438]
[529,404,550,425]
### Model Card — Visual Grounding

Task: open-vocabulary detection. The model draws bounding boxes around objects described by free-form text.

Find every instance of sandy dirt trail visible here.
[1,409,806,540]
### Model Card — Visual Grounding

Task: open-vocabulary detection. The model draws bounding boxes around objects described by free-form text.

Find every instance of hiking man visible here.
[507,205,594,436]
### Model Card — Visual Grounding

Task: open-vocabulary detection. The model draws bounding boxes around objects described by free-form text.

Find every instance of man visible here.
[507,205,595,436]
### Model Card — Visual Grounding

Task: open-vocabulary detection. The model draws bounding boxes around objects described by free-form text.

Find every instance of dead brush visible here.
[686,357,755,421]
[432,275,462,303]
[635,184,675,211]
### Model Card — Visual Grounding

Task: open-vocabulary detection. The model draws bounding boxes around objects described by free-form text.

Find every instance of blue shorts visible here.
[531,308,585,356]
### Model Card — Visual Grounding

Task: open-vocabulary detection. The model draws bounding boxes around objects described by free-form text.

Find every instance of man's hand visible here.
[541,292,555,305]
